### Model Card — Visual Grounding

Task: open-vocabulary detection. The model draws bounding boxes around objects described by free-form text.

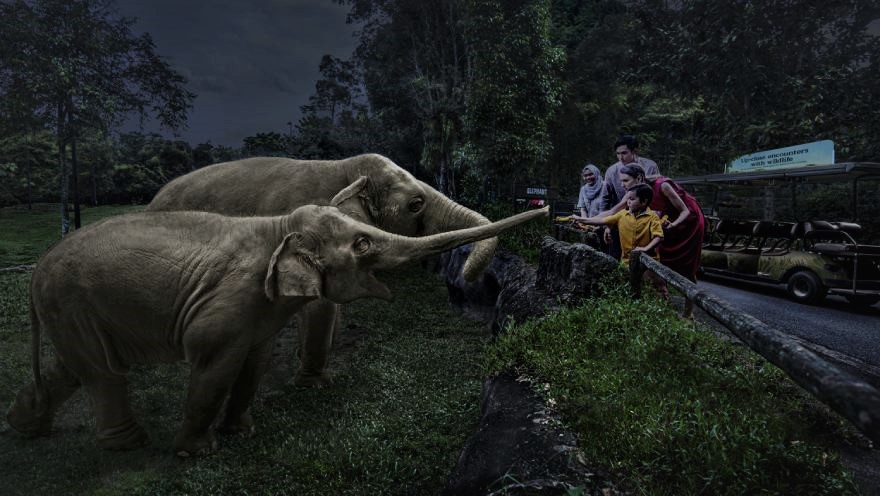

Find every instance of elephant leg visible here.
[218,338,275,436]
[174,348,246,457]
[293,299,339,388]
[7,358,81,437]
[84,377,149,450]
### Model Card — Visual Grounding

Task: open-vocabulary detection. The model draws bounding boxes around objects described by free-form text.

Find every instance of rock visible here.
[440,370,618,496]
[438,237,624,495]
[440,236,619,333]
[535,237,619,304]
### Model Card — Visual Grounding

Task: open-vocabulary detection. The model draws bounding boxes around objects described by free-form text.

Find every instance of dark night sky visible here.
[115,0,359,147]
[112,3,880,150]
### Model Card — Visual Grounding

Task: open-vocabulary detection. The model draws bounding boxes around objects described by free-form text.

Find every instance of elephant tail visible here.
[5,294,50,435]
[29,294,46,410]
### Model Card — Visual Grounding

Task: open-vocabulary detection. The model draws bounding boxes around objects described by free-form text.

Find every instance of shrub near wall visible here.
[484,279,857,495]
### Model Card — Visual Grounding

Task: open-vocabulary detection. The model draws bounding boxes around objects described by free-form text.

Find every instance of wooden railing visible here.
[629,252,880,444]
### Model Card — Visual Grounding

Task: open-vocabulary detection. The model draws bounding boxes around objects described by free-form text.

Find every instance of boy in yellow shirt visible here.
[572,183,667,294]
[573,183,663,263]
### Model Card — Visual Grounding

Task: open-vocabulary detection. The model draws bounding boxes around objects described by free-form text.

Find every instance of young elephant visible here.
[147,154,499,387]
[6,198,548,456]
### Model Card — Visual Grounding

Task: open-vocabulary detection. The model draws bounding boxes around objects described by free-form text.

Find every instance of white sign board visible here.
[727,140,834,173]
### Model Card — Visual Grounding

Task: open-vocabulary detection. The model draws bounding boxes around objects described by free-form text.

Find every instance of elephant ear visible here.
[330,176,377,224]
[264,232,323,300]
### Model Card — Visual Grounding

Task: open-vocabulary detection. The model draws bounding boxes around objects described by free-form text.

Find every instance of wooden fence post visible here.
[630,251,645,298]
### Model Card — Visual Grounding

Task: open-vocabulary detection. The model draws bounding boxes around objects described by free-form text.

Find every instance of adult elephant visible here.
[147,154,497,387]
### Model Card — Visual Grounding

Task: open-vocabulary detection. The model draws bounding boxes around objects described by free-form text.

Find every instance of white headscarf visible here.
[581,164,603,200]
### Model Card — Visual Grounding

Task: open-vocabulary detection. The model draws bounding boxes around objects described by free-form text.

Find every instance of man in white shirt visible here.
[600,135,660,259]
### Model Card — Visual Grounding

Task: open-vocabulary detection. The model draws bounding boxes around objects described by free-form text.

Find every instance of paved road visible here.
[696,275,880,368]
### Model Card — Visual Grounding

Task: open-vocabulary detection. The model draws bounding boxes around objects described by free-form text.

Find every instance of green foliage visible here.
[242,132,288,157]
[0,132,57,207]
[623,0,880,169]
[333,1,472,193]
[461,0,565,192]
[485,281,858,494]
[107,164,165,205]
[291,54,400,162]
[0,0,193,228]
[482,201,550,263]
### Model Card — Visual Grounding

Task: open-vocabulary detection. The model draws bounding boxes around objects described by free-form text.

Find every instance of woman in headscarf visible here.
[610,164,705,318]
[576,164,604,218]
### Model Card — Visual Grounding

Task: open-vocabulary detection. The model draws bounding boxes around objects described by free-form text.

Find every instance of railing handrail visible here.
[630,252,880,443]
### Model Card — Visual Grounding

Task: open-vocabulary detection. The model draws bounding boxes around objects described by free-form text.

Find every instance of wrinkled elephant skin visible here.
[147,154,499,387]
[6,204,547,455]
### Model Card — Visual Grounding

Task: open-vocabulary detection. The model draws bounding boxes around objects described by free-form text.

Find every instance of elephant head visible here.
[265,204,548,304]
[329,157,498,281]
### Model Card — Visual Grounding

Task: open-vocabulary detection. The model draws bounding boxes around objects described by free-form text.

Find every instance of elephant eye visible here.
[408,197,424,213]
[353,236,371,254]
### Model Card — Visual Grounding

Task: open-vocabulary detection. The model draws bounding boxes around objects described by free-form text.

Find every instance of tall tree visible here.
[339,0,470,195]
[460,0,565,199]
[294,54,381,160]
[0,0,194,235]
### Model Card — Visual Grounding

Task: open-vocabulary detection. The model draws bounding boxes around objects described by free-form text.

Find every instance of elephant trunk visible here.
[376,207,548,270]
[425,192,498,282]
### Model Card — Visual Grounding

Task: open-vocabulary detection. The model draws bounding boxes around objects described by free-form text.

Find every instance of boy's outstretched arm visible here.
[571,213,610,226]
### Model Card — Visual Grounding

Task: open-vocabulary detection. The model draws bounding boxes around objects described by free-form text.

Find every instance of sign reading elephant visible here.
[6,200,548,456]
[147,154,499,387]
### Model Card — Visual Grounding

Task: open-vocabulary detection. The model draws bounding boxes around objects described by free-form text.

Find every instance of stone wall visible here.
[437,237,622,495]
[439,236,619,332]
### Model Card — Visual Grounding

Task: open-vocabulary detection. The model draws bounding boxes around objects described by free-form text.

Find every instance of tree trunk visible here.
[25,134,33,210]
[57,103,70,236]
[26,162,33,210]
[438,154,448,196]
[91,159,98,207]
[71,135,81,229]
[58,139,69,237]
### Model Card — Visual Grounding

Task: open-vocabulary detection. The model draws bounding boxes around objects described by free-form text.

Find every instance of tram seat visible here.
[712,219,759,251]
[702,216,721,248]
[752,221,797,253]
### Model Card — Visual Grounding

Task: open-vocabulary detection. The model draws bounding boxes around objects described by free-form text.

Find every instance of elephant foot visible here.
[291,369,333,388]
[173,431,218,458]
[217,412,255,437]
[6,409,53,438]
[96,420,150,451]
[6,385,53,437]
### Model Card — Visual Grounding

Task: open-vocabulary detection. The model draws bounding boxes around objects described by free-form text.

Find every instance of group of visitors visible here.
[572,135,705,318]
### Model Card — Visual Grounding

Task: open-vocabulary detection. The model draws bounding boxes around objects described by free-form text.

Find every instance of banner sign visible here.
[727,140,834,173]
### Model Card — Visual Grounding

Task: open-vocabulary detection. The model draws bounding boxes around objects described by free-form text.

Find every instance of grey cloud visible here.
[116,0,358,147]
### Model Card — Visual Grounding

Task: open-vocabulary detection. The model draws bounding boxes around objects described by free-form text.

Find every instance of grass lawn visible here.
[0,204,490,495]
[485,280,861,495]
[0,203,143,267]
